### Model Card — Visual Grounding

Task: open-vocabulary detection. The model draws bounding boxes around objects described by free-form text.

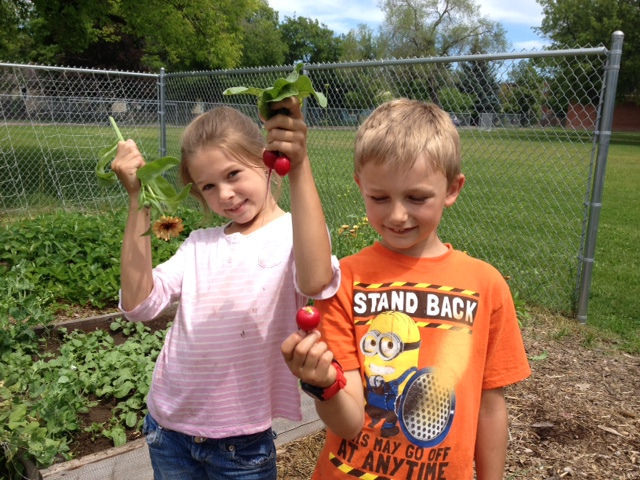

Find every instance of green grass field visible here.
[2,124,638,350]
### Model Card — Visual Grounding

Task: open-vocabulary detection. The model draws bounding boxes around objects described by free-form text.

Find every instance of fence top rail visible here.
[165,46,608,79]
[3,44,608,80]
[309,46,608,70]
[164,64,292,78]
[0,62,158,78]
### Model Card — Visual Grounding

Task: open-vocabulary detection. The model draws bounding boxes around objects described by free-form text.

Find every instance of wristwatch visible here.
[300,360,346,401]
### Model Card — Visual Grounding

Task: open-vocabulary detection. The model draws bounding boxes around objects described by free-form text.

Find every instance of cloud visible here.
[269,0,384,33]
[513,40,551,51]
[476,0,544,25]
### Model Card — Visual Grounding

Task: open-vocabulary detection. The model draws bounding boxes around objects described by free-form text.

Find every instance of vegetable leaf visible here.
[136,156,180,184]
[96,117,192,240]
[95,144,118,186]
[223,63,328,119]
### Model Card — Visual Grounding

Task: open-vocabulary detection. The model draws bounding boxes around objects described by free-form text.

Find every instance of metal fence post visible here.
[158,67,167,157]
[576,31,624,324]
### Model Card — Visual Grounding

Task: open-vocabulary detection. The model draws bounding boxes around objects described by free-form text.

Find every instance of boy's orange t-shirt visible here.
[313,242,531,480]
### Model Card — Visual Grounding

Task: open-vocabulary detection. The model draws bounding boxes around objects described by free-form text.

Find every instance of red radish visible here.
[262,149,290,176]
[262,107,292,176]
[296,306,321,331]
[262,150,278,169]
[273,156,291,176]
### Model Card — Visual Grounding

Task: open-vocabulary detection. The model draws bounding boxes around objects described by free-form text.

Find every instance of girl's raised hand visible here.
[111,139,145,197]
[263,96,308,173]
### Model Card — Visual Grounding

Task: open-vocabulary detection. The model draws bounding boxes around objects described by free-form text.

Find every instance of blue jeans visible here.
[142,413,277,480]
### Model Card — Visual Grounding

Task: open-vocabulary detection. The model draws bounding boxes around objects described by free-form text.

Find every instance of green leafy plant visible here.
[96,117,191,240]
[0,209,205,318]
[223,63,328,177]
[0,315,171,478]
[529,351,549,361]
[223,63,327,120]
[332,214,379,259]
[511,289,532,328]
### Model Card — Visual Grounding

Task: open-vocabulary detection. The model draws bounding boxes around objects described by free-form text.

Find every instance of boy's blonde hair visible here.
[180,106,277,207]
[354,98,461,185]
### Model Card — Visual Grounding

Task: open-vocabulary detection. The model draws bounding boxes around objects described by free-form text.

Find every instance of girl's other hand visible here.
[111,139,145,197]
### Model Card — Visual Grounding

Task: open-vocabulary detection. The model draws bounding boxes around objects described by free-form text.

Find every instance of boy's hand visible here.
[263,96,308,173]
[281,330,337,389]
[111,139,145,198]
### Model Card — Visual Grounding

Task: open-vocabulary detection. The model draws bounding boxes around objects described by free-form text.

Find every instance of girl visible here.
[110,97,340,480]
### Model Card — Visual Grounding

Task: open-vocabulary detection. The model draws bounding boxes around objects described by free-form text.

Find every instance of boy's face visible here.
[356,155,464,258]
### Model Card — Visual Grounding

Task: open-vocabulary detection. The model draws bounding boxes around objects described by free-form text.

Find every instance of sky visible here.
[268,0,551,51]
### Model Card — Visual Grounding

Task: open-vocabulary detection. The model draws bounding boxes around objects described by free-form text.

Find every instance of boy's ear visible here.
[354,174,360,186]
[444,174,465,207]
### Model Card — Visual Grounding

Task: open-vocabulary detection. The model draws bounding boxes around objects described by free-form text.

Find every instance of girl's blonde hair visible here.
[354,98,461,185]
[180,106,279,208]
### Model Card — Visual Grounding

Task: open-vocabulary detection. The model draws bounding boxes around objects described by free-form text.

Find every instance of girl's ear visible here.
[444,174,465,207]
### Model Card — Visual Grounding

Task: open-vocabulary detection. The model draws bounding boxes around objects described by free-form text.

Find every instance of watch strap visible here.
[300,360,346,401]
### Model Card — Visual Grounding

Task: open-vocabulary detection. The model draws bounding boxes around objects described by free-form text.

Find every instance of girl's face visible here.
[356,155,464,258]
[188,147,277,234]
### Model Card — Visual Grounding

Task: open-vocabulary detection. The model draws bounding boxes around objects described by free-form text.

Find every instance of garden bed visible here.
[40,307,176,459]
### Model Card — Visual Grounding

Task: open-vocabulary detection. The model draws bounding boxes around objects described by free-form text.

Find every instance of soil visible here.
[52,307,640,479]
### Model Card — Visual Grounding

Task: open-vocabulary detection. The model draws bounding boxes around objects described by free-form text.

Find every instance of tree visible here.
[0,0,39,62]
[239,1,287,67]
[458,59,502,125]
[3,0,146,68]
[438,86,476,114]
[340,24,389,61]
[536,0,640,104]
[119,0,255,71]
[0,0,261,71]
[279,16,343,65]
[373,0,507,106]
[378,0,507,58]
[501,60,546,126]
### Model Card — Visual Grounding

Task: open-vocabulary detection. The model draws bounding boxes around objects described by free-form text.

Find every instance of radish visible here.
[262,149,278,169]
[296,306,321,331]
[273,156,291,176]
[262,149,290,176]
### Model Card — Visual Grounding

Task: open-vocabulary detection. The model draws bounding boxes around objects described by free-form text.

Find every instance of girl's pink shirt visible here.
[120,213,341,438]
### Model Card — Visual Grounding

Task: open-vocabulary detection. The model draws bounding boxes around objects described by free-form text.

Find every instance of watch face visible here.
[301,381,324,400]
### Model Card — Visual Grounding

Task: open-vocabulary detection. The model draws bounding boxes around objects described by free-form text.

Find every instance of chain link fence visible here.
[0,64,159,212]
[0,38,621,316]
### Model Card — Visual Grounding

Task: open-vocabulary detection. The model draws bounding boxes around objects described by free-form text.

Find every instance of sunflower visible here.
[152,215,184,241]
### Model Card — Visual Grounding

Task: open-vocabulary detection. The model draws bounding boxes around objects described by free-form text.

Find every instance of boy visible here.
[281,98,531,479]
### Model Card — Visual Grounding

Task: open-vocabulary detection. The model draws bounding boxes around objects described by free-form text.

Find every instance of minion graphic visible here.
[360,311,421,438]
